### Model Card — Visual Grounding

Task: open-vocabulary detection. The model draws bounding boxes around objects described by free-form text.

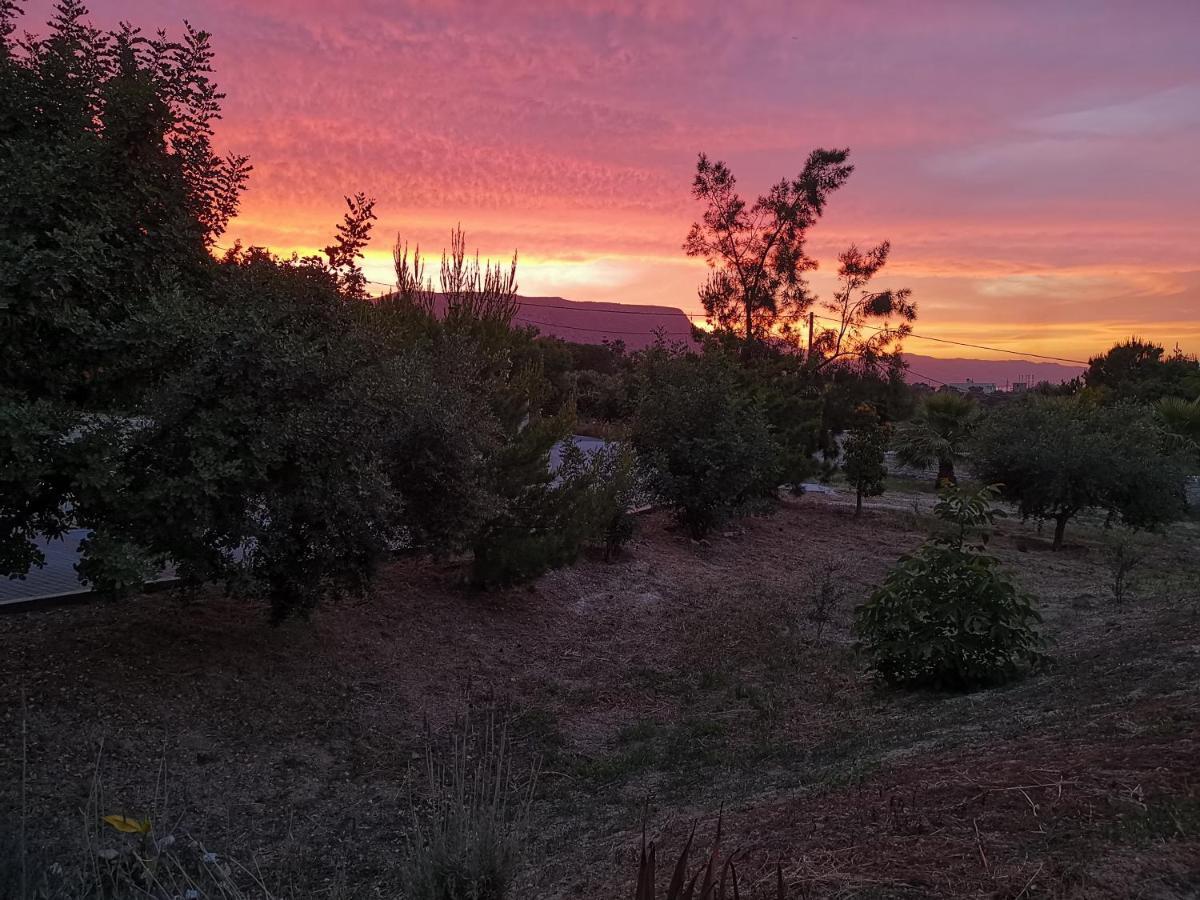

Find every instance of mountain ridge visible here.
[480,294,1087,383]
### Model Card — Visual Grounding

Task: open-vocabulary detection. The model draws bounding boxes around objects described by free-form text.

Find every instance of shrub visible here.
[1102,530,1146,604]
[632,343,781,539]
[400,715,536,900]
[466,425,639,587]
[854,485,1045,690]
[805,551,849,641]
[571,441,639,560]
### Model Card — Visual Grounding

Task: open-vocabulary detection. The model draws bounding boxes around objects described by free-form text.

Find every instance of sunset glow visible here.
[29,0,1200,360]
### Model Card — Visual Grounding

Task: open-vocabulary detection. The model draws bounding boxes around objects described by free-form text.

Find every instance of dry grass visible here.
[2,491,1198,897]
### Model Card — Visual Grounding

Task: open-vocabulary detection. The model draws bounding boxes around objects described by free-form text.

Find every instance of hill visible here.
[510,295,699,350]
[901,352,1085,388]
[502,295,1086,383]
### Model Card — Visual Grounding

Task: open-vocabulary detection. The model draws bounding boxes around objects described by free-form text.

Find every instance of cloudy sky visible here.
[24,0,1200,359]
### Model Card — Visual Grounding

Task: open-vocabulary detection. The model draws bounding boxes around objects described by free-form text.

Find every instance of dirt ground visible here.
[2,491,1198,898]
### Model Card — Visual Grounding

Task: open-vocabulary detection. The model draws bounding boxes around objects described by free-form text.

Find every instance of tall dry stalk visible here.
[400,712,538,900]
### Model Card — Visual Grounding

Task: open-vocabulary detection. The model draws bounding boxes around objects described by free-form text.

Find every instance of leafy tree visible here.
[632,342,780,538]
[854,485,1044,690]
[0,2,434,618]
[683,150,853,351]
[971,396,1189,549]
[843,404,888,515]
[754,355,829,488]
[108,246,404,618]
[1084,339,1200,403]
[892,392,979,487]
[739,343,918,493]
[1,1,248,584]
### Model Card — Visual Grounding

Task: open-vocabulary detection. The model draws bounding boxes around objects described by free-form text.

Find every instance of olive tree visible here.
[971,396,1188,549]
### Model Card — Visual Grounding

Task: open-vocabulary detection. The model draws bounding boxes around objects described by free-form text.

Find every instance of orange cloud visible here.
[22,0,1200,359]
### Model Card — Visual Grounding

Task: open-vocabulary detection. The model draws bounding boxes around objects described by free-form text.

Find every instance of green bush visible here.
[632,343,781,539]
[854,485,1045,690]
[470,439,637,586]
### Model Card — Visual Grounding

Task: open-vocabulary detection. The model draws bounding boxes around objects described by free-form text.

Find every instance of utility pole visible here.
[806,311,815,364]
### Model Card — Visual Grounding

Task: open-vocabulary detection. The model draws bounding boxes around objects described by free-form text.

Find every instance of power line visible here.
[217,248,1090,366]
[372,283,1088,364]
[905,369,950,386]
[809,314,1089,365]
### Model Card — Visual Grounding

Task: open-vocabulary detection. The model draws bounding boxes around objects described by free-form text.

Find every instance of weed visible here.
[1101,530,1146,603]
[634,817,789,899]
[399,712,537,900]
[805,552,849,642]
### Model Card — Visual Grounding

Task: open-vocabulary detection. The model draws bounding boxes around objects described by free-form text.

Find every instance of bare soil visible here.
[3,492,1198,898]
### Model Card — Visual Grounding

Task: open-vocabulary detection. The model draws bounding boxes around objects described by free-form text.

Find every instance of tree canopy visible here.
[1,1,624,616]
[892,392,980,487]
[683,150,853,348]
[1084,339,1200,404]
[970,396,1189,549]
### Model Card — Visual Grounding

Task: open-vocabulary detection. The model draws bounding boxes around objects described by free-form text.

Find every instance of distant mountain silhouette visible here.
[471,295,1084,383]
[901,353,1084,388]
[509,296,698,350]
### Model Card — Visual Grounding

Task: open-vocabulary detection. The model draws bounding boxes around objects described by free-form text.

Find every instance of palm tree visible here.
[892,392,979,487]
[1156,395,1200,457]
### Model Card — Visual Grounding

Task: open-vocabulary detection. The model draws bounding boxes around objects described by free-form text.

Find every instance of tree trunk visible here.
[1052,513,1068,550]
[936,457,956,489]
[855,487,863,516]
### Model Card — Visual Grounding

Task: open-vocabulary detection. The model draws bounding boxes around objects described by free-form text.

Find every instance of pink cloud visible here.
[16,0,1200,356]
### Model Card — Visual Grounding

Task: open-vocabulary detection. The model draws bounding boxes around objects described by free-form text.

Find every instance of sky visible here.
[22,0,1200,360]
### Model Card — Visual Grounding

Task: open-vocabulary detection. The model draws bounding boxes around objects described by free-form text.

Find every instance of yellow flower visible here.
[102,815,151,834]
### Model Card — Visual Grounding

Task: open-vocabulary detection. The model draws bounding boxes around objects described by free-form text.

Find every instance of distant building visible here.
[949,379,997,394]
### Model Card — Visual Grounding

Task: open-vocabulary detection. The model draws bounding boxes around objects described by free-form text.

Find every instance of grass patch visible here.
[1106,796,1200,846]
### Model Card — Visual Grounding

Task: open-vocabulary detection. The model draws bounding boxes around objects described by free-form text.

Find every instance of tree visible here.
[1084,339,1200,403]
[971,396,1189,549]
[386,227,625,587]
[1,1,248,584]
[809,241,916,371]
[632,342,780,538]
[324,192,377,299]
[1156,395,1200,452]
[683,150,853,351]
[0,2,430,618]
[854,484,1044,690]
[109,246,404,618]
[843,404,889,515]
[892,392,980,487]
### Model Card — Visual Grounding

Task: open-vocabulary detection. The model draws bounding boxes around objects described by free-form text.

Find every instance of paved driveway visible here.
[0,529,91,604]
